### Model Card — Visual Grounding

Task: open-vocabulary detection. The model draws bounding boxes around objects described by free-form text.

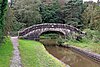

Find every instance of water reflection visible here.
[45,46,100,67]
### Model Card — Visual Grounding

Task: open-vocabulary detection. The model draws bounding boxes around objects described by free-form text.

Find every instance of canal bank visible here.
[40,39,100,67]
[45,45,100,67]
[18,39,67,67]
[18,39,100,67]
[60,45,100,64]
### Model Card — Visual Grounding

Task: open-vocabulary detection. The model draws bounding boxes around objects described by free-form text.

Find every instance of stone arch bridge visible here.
[18,23,84,40]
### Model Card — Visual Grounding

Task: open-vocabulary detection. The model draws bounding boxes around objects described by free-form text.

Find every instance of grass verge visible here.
[0,37,13,67]
[64,29,100,54]
[19,39,66,67]
[65,40,100,54]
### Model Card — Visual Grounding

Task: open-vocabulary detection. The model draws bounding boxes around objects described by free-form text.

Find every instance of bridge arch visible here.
[39,28,66,36]
[18,23,83,40]
[39,30,66,39]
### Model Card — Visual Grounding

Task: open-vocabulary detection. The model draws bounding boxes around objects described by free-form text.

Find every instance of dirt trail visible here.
[10,37,22,67]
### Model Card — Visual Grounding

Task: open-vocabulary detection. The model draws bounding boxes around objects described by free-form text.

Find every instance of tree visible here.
[40,0,63,23]
[82,2,100,31]
[82,2,95,29]
[62,0,83,27]
[0,0,8,43]
[5,6,25,32]
[13,0,42,27]
[91,6,100,31]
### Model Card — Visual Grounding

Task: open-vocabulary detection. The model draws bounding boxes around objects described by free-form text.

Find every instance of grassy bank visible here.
[0,37,13,67]
[65,40,100,54]
[64,29,100,54]
[19,39,66,67]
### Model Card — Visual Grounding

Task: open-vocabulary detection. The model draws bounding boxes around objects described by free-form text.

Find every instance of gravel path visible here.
[10,37,22,67]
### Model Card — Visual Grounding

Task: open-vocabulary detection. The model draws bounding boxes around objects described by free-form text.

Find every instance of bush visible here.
[83,29,100,43]
[56,37,66,45]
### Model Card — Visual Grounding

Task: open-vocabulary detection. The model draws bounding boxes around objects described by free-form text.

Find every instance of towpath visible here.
[10,37,22,67]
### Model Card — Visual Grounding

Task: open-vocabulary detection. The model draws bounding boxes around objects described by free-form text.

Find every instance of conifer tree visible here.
[0,0,8,43]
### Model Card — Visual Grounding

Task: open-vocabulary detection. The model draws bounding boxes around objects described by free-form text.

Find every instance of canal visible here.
[40,39,100,67]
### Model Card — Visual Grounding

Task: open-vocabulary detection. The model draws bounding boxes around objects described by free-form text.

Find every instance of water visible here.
[40,39,100,67]
[45,46,100,67]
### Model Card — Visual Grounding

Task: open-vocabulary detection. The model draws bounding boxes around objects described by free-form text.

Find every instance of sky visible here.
[8,0,11,2]
[8,0,98,3]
